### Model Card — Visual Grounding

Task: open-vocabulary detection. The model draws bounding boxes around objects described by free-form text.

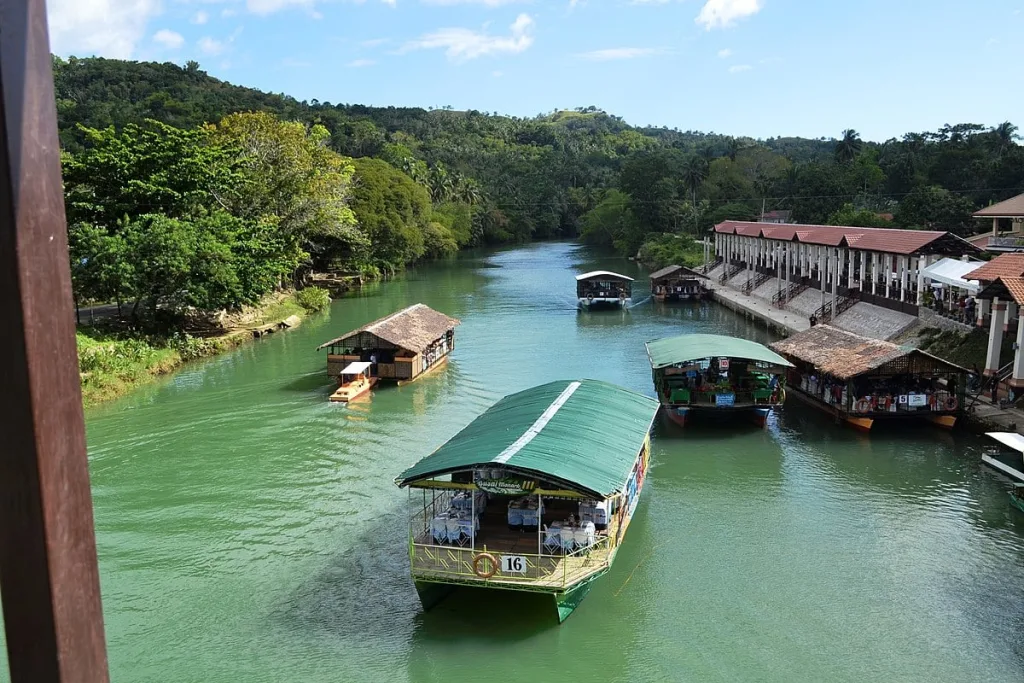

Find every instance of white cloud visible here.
[347,58,376,67]
[192,10,209,24]
[198,36,226,55]
[47,0,160,59]
[246,0,393,13]
[696,0,763,30]
[402,13,534,62]
[153,29,184,49]
[728,63,751,73]
[717,48,732,58]
[361,38,389,47]
[492,70,503,77]
[578,47,666,61]
[422,0,526,4]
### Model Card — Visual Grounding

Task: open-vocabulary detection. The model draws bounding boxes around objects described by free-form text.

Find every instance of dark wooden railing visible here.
[772,281,809,308]
[743,271,772,294]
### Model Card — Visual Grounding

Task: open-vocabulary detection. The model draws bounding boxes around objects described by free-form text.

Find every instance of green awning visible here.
[396,380,659,498]
[645,334,793,370]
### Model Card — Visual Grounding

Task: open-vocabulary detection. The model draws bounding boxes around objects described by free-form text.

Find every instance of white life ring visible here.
[945,396,958,411]
[855,398,871,413]
[587,294,594,302]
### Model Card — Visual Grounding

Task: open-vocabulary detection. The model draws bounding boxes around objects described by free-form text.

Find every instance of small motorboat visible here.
[329,361,377,403]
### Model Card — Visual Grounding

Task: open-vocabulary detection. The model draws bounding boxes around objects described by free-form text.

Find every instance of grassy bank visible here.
[917,326,1013,372]
[77,288,331,407]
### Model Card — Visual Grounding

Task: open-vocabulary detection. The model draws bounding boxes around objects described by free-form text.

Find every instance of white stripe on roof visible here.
[491,381,581,465]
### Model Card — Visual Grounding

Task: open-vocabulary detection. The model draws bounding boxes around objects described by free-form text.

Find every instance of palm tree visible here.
[834,129,863,163]
[992,121,1019,156]
[681,156,710,208]
[726,137,745,161]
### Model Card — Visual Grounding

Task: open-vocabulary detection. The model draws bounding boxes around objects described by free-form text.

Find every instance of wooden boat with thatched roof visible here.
[771,325,967,431]
[649,265,712,302]
[396,379,659,623]
[317,304,459,393]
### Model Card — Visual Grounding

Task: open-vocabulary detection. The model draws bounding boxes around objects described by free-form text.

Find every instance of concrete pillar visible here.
[831,248,839,314]
[884,254,891,299]
[819,247,826,306]
[985,297,1007,376]
[1006,302,1017,333]
[993,217,999,237]
[1011,315,1024,389]
[978,298,990,327]
[916,256,925,305]
[859,251,867,292]
[786,242,792,287]
[847,248,854,289]
[899,255,909,302]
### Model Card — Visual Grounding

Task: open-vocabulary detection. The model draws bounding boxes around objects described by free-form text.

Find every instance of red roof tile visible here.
[1000,277,1024,305]
[714,221,954,255]
[974,192,1024,218]
[963,253,1024,282]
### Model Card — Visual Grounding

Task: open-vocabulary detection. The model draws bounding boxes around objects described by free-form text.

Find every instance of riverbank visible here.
[77,289,328,406]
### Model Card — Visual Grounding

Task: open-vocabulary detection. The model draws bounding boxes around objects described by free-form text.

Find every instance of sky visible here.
[48,0,1024,141]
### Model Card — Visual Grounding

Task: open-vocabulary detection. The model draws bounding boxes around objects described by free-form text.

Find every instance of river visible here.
[3,241,1023,682]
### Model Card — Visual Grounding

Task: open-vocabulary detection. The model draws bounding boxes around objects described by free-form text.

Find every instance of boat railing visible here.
[409,536,614,590]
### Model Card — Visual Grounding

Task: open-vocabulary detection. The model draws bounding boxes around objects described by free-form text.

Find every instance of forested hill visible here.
[56,56,1024,323]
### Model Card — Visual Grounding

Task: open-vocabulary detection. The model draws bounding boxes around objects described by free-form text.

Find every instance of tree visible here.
[895,186,975,236]
[834,129,863,163]
[579,190,642,254]
[349,158,431,269]
[211,112,360,246]
[680,156,709,207]
[992,121,1019,156]
[827,203,893,228]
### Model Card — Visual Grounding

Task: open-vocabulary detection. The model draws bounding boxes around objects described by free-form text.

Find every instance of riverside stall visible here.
[771,325,967,431]
[645,333,792,428]
[395,379,659,623]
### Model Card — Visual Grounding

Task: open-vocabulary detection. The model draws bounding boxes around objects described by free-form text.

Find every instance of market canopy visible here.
[645,334,792,370]
[575,271,634,282]
[340,362,372,375]
[396,379,659,498]
[922,258,981,294]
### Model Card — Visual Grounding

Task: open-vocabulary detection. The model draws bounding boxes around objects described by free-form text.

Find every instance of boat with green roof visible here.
[395,379,659,623]
[645,334,792,428]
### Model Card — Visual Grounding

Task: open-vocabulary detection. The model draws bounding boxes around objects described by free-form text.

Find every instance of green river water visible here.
[3,241,1024,682]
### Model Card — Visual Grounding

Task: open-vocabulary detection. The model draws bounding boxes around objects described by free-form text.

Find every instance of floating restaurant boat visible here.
[328,361,377,403]
[576,271,633,308]
[317,304,459,392]
[395,379,659,623]
[649,265,713,302]
[771,325,967,431]
[645,334,792,428]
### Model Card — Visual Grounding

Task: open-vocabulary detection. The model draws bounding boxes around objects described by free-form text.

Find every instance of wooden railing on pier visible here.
[772,281,809,308]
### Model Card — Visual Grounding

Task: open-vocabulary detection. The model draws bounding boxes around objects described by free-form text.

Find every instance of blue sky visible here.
[49,0,1024,141]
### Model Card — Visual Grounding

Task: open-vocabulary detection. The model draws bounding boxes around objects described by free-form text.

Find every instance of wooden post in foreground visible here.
[0,0,111,680]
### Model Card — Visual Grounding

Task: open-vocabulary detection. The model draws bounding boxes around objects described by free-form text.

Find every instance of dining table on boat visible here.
[544,520,596,552]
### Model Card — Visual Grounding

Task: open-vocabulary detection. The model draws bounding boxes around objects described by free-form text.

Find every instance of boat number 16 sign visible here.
[501,555,527,574]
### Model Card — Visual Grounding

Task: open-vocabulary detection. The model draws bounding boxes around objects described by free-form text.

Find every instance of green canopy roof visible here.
[645,334,793,370]
[396,380,659,498]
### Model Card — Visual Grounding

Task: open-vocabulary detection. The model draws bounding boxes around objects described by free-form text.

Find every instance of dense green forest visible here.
[57,56,1024,324]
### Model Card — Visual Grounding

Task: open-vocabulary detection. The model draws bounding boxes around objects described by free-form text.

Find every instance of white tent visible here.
[922,258,981,294]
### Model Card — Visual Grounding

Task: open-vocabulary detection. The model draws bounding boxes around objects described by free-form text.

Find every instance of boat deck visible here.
[411,505,617,591]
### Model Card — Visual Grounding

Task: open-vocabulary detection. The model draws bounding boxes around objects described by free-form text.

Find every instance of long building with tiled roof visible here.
[711,220,979,317]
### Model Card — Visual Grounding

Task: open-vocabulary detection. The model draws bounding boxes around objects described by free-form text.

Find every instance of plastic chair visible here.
[573,528,590,551]
[559,528,576,554]
[543,526,560,554]
[446,518,466,546]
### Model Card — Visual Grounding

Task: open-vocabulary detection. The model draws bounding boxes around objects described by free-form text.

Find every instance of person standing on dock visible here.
[370,352,377,377]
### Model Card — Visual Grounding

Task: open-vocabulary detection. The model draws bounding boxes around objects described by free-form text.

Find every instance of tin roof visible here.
[649,265,684,280]
[395,380,659,498]
[645,334,792,370]
[770,325,966,380]
[714,221,971,255]
[973,193,1024,218]
[316,303,460,354]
